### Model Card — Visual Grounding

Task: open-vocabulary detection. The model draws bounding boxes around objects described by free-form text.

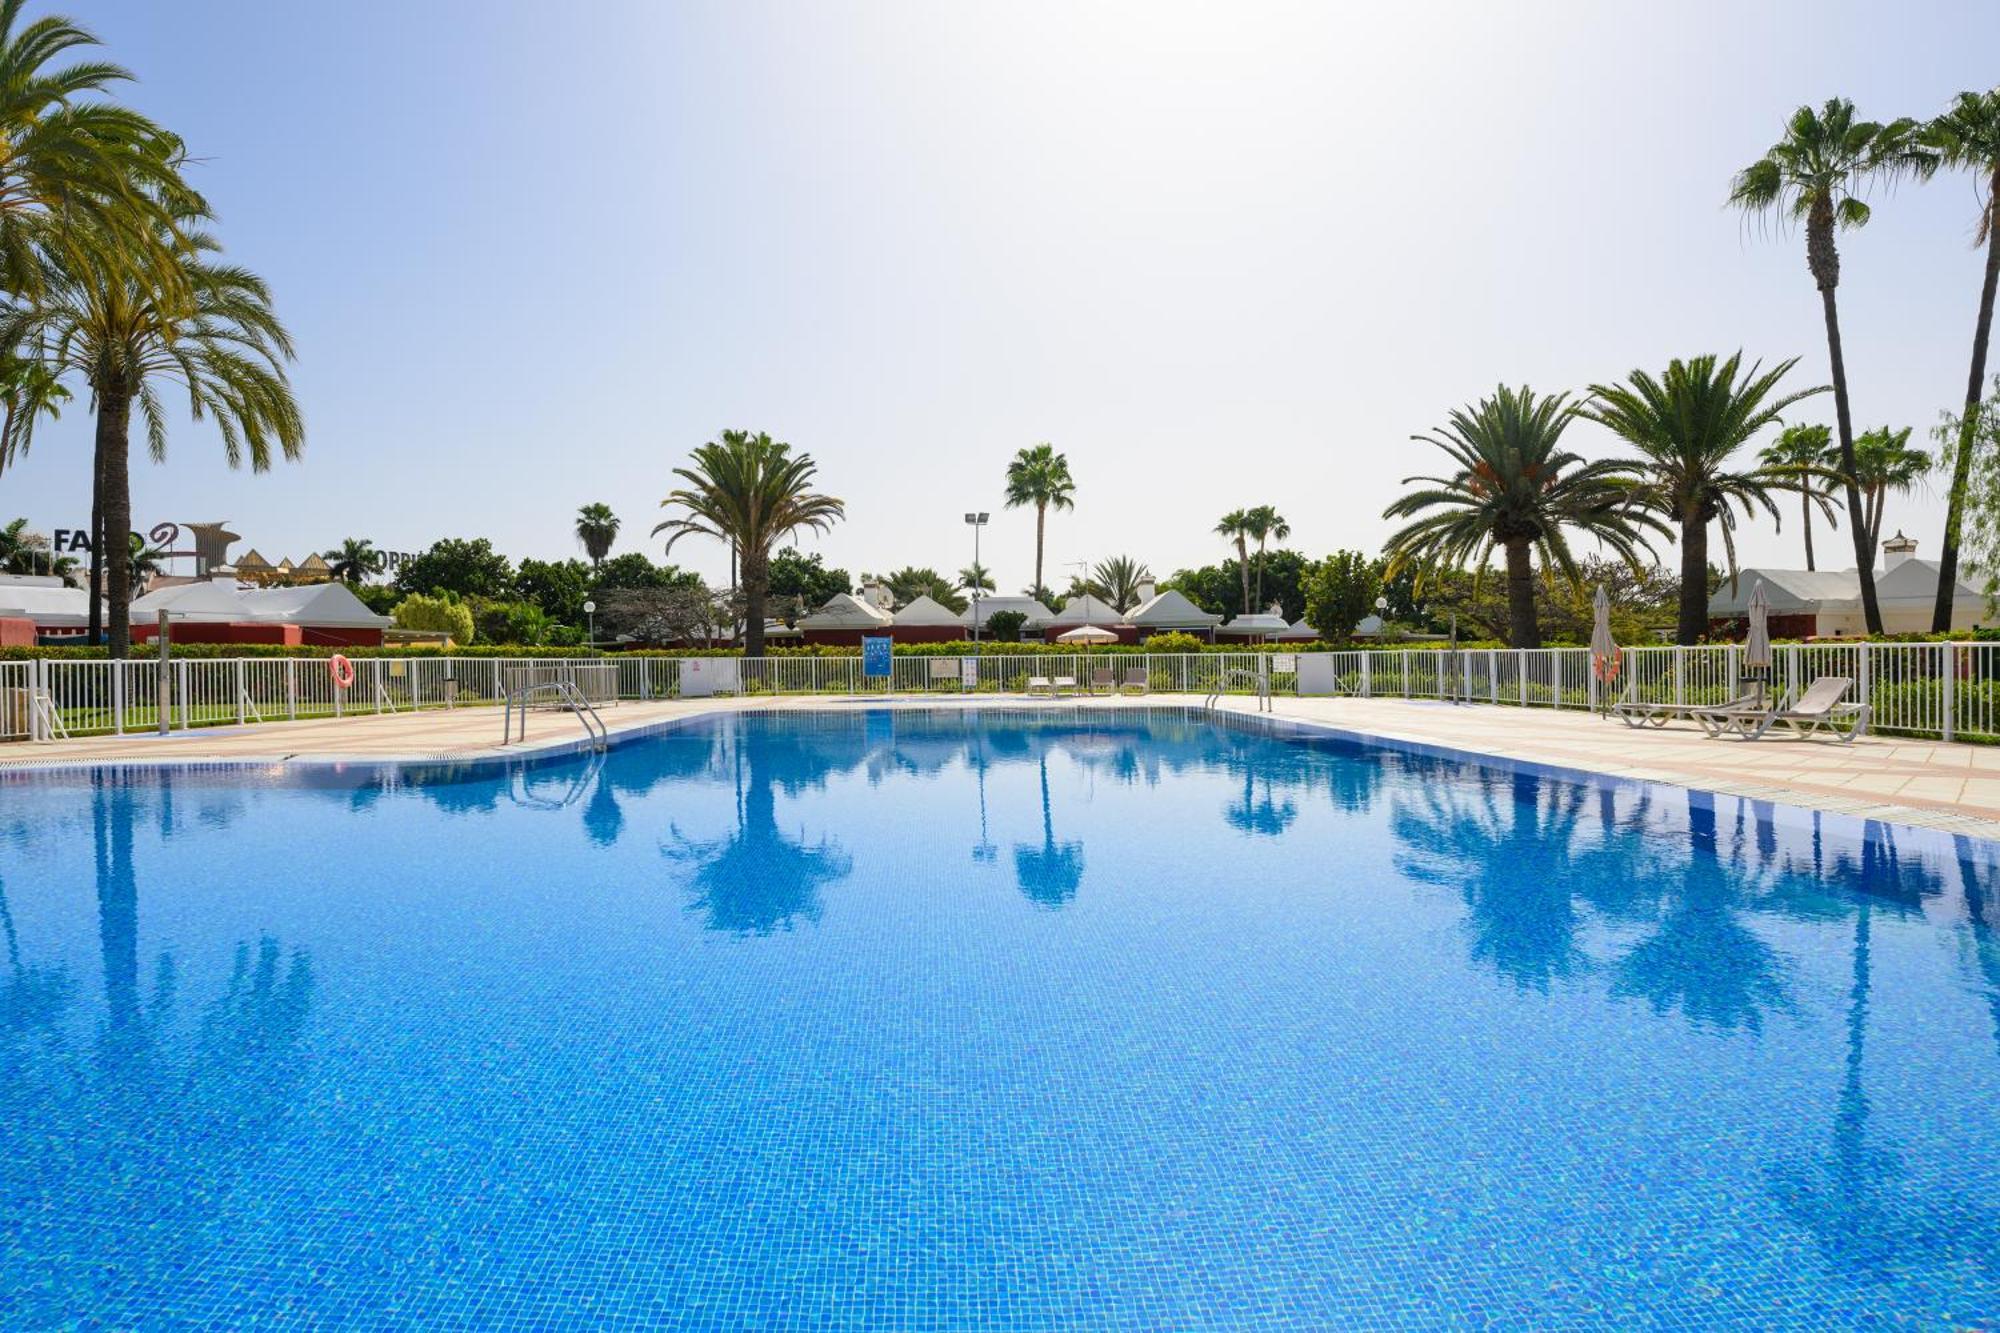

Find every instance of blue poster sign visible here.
[862,635,893,678]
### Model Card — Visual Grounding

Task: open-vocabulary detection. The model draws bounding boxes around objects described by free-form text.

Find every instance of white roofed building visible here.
[1707,535,1990,638]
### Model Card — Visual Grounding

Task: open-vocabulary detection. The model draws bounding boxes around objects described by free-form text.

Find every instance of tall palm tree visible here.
[653,429,844,658]
[320,536,381,585]
[957,561,994,595]
[1584,353,1826,644]
[1730,99,1936,634]
[1757,422,1839,570]
[574,502,619,570]
[1001,442,1074,598]
[1850,426,1931,563]
[1242,505,1290,610]
[1215,508,1253,614]
[1927,89,2000,630]
[1086,554,1152,612]
[1384,385,1661,649]
[0,346,67,471]
[1,203,305,656]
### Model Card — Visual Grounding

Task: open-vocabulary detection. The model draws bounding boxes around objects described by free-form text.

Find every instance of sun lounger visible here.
[1612,691,1761,729]
[1053,675,1078,696]
[1090,667,1115,695]
[1121,668,1149,696]
[1695,676,1870,743]
[1026,675,1053,697]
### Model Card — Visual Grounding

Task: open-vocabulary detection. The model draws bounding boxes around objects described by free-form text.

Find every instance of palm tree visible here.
[1730,99,1936,635]
[1242,505,1290,610]
[0,1,194,298]
[1850,426,1931,563]
[1086,554,1153,612]
[1,203,304,656]
[1585,353,1826,644]
[1926,89,2000,631]
[0,348,67,471]
[574,502,618,570]
[1757,422,1839,570]
[321,536,381,585]
[1383,385,1661,649]
[653,429,844,658]
[957,561,994,595]
[1215,508,1253,614]
[1002,443,1075,598]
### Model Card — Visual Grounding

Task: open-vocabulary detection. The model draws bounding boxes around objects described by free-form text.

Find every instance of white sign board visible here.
[680,657,740,698]
[1295,654,1338,696]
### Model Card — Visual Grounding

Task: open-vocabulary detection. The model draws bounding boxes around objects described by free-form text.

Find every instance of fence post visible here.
[1857,642,1870,714]
[1587,655,1597,713]
[177,660,190,730]
[1401,650,1410,698]
[286,659,298,719]
[235,660,247,726]
[1673,647,1685,707]
[113,663,125,735]
[1360,653,1371,697]
[28,659,45,741]
[1943,644,1956,743]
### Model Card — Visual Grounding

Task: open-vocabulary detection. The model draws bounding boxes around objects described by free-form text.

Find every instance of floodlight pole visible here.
[964,512,988,646]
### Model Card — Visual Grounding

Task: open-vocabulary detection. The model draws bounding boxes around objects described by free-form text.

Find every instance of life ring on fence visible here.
[328,654,356,690]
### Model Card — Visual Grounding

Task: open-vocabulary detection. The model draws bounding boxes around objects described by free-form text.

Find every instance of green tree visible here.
[1164,551,1312,623]
[0,350,67,472]
[3,201,303,657]
[1214,509,1253,614]
[1731,98,1935,634]
[515,556,592,626]
[1850,426,1931,563]
[984,608,1028,642]
[1757,423,1838,570]
[767,546,850,615]
[320,536,382,585]
[869,565,965,613]
[1164,562,1239,620]
[392,592,474,644]
[393,537,515,600]
[574,502,619,570]
[1586,354,1825,643]
[1384,384,1661,649]
[1926,89,2000,630]
[957,561,995,595]
[1243,505,1290,609]
[1939,378,2000,602]
[653,428,844,658]
[473,599,553,646]
[1002,442,1075,598]
[1304,550,1378,641]
[1085,554,1152,611]
[593,551,701,591]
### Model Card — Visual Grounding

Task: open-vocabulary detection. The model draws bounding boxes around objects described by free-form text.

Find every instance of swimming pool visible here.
[2,706,1997,1327]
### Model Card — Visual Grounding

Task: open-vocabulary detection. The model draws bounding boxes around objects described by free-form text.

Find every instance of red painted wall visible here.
[0,617,34,648]
[128,622,384,647]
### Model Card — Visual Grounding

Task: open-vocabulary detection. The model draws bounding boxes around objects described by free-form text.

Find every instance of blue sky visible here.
[4,1,2000,593]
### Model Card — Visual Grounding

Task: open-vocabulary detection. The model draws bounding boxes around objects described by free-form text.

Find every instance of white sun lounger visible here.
[1121,668,1149,696]
[1090,667,1116,695]
[1695,676,1871,743]
[1026,675,1054,697]
[1053,675,1078,696]
[1612,691,1761,729]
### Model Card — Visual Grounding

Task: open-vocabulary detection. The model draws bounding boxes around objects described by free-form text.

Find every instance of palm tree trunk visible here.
[1814,238,1883,633]
[741,547,768,659]
[99,390,134,659]
[1934,168,2000,632]
[1236,539,1250,614]
[1254,538,1267,609]
[1802,486,1816,571]
[1676,513,1709,646]
[1503,536,1539,649]
[87,429,104,645]
[1034,502,1046,596]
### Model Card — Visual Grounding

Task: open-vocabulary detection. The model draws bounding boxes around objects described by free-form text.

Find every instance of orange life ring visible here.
[328,654,356,689]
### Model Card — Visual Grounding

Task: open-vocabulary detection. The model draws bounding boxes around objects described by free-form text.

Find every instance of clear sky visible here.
[3,0,1999,594]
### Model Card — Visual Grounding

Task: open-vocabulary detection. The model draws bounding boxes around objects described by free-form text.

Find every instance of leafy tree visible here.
[1385,384,1661,649]
[1163,562,1238,619]
[1165,551,1312,623]
[1731,98,1935,634]
[392,592,474,644]
[767,546,850,613]
[1757,423,1838,570]
[1304,550,1378,640]
[1850,426,1931,562]
[3,200,303,656]
[1020,582,1057,608]
[866,565,965,614]
[1584,354,1822,644]
[1214,509,1253,613]
[515,556,592,626]
[654,428,844,657]
[596,583,722,645]
[393,537,514,600]
[1084,554,1152,611]
[1927,89,2000,630]
[353,583,401,616]
[957,561,995,595]
[984,609,1028,642]
[1002,442,1075,597]
[574,502,619,570]
[1243,505,1290,609]
[1938,377,2000,602]
[593,551,700,591]
[473,599,553,646]
[321,536,382,584]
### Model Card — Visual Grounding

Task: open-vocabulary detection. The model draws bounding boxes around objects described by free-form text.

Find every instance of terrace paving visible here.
[6,692,1998,840]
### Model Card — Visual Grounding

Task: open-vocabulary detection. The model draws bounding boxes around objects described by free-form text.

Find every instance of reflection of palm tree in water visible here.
[1014,754,1084,907]
[1224,762,1298,838]
[0,871,72,1036]
[666,739,851,935]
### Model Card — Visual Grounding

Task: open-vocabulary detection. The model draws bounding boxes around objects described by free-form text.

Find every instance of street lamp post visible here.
[964,512,989,645]
[584,599,596,649]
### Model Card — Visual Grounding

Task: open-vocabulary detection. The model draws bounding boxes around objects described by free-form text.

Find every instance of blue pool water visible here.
[3,706,1999,1328]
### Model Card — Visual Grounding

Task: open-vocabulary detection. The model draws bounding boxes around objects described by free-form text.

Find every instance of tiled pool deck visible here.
[9,693,2000,839]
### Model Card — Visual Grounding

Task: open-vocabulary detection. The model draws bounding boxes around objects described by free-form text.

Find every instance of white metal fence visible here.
[5,643,1999,744]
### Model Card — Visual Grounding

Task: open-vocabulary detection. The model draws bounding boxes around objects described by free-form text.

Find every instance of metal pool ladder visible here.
[501,680,608,750]
[1204,667,1272,713]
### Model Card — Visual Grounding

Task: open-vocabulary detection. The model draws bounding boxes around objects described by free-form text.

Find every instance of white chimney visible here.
[1134,581,1157,604]
[860,582,894,611]
[1882,531,1917,570]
